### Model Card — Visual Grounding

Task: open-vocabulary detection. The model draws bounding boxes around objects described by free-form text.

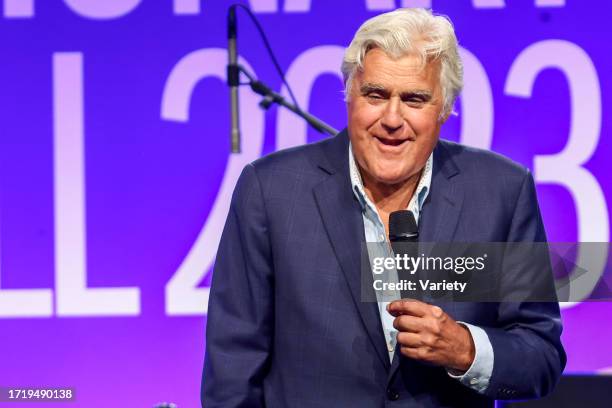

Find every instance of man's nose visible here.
[381,97,403,132]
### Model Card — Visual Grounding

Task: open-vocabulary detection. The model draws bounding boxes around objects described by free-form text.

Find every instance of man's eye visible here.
[367,93,384,99]
[404,98,425,105]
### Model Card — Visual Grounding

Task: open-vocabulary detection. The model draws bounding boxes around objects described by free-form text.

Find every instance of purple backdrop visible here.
[1,0,611,406]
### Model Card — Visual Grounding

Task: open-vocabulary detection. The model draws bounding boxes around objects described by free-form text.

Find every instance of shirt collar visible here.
[349,142,433,217]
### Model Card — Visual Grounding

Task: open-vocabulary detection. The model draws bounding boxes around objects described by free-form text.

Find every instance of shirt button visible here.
[387,343,394,352]
[387,388,400,401]
[470,378,479,385]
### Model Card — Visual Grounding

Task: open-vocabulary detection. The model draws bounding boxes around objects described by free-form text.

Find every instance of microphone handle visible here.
[390,236,419,300]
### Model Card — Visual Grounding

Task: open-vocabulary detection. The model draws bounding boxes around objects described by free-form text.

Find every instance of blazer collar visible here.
[419,140,464,243]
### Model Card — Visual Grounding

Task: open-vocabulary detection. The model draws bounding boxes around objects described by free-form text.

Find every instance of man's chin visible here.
[371,173,413,187]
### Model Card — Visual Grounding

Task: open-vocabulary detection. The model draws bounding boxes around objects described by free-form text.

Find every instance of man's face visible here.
[347,48,446,186]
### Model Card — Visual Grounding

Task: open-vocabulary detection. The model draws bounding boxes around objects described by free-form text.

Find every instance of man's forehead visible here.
[355,65,440,94]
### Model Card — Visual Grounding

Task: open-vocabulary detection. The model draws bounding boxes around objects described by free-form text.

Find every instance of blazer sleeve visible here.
[483,170,567,400]
[201,164,274,407]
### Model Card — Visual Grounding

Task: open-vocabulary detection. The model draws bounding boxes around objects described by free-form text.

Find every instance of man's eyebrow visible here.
[359,83,432,101]
[359,83,388,95]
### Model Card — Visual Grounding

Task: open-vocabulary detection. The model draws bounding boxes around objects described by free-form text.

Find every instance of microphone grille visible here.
[389,210,418,239]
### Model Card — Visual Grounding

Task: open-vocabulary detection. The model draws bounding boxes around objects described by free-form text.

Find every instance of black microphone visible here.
[227,5,240,153]
[389,210,419,299]
[389,210,418,243]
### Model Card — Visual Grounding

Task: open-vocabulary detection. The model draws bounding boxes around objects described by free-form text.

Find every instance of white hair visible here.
[342,8,463,118]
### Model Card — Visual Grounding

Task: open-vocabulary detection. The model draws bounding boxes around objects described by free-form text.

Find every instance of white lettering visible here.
[506,40,608,308]
[173,0,200,15]
[162,49,264,315]
[63,0,141,20]
[458,47,494,149]
[0,216,53,317]
[366,0,394,11]
[472,0,505,8]
[3,0,34,18]
[536,0,565,7]
[53,53,141,316]
[277,45,344,150]
[401,0,431,8]
[248,0,278,13]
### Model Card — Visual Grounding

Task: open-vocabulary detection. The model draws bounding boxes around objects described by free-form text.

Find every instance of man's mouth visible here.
[374,136,407,147]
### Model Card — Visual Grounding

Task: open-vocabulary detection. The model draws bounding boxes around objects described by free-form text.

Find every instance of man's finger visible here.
[392,315,422,333]
[396,332,423,348]
[387,299,429,317]
[398,345,430,362]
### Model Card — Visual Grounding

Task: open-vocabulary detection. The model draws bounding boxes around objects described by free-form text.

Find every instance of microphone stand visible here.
[236,64,339,139]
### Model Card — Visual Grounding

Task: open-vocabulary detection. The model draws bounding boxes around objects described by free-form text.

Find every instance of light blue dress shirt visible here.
[349,143,494,394]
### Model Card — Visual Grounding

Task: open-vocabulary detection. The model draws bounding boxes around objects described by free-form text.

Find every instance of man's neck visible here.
[361,169,422,237]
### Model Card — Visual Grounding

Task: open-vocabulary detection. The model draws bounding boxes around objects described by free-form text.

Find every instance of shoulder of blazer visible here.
[436,138,530,181]
[250,129,350,178]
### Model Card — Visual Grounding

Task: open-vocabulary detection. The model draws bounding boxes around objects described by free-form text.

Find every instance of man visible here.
[202,8,565,407]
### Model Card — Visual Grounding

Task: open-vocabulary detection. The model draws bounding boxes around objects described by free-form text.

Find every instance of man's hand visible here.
[388,299,475,373]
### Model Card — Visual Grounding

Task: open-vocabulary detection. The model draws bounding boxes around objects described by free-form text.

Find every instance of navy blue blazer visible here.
[202,130,566,407]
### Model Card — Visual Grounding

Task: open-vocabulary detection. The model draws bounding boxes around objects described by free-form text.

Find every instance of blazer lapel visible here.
[313,131,391,371]
[419,141,464,243]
